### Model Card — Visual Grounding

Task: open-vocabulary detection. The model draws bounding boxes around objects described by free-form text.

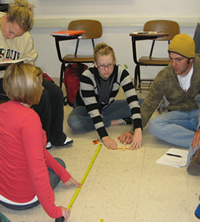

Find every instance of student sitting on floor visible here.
[120,34,200,176]
[68,42,142,150]
[0,0,72,149]
[0,63,81,221]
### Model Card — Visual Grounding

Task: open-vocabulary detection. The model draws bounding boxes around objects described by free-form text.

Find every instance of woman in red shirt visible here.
[0,63,81,221]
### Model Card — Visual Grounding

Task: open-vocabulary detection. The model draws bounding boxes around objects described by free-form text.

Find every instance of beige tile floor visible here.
[1,89,200,222]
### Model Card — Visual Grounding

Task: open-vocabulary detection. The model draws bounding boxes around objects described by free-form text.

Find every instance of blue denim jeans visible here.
[68,99,133,131]
[148,109,200,148]
[0,158,65,210]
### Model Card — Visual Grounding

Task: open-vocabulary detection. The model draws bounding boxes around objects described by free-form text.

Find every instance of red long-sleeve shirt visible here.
[0,101,71,218]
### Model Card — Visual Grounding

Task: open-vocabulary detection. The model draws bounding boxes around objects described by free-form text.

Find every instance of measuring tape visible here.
[55,144,102,222]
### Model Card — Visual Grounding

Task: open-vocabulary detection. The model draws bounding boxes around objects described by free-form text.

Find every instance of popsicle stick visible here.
[109,147,131,150]
[123,143,126,151]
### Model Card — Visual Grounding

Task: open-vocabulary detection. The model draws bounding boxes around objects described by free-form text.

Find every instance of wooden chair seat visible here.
[139,56,170,65]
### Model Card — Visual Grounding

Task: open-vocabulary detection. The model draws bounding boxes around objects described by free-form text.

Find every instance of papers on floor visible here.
[156,148,188,168]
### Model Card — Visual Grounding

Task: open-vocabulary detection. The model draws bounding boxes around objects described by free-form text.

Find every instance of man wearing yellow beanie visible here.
[120,34,200,175]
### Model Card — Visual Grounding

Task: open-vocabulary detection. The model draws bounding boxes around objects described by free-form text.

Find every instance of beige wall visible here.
[3,0,199,78]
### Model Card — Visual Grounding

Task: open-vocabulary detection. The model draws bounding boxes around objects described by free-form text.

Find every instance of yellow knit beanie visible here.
[168,34,195,58]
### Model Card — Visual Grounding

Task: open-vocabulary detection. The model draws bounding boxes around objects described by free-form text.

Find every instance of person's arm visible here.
[44,149,71,182]
[120,67,142,130]
[101,136,118,149]
[44,149,81,188]
[129,128,142,150]
[80,72,109,139]
[119,132,134,144]
[140,70,166,129]
[21,111,62,218]
[119,129,142,150]
[119,67,142,149]
[20,32,38,64]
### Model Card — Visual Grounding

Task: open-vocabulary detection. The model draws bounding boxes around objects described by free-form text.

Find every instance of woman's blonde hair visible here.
[7,0,34,31]
[3,63,43,106]
[94,42,116,62]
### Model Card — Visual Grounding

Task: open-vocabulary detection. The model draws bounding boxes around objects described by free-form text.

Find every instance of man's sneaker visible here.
[63,137,73,146]
[46,142,52,149]
[187,148,200,176]
[119,117,132,125]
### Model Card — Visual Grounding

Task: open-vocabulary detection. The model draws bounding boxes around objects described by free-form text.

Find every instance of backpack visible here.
[63,63,88,106]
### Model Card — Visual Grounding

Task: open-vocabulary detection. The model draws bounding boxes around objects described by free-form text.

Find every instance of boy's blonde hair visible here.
[3,63,43,106]
[7,0,34,31]
[94,42,116,62]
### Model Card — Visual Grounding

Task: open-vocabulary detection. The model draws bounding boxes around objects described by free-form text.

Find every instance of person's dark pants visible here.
[0,158,65,210]
[0,212,11,222]
[33,88,51,142]
[0,78,9,102]
[33,78,66,146]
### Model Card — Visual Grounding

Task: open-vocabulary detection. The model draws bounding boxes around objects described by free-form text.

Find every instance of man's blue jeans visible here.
[148,109,200,148]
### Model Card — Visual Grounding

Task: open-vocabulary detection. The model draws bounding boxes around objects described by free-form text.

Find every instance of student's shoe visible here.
[187,148,200,176]
[46,141,52,149]
[195,204,200,219]
[119,117,132,125]
[63,137,73,146]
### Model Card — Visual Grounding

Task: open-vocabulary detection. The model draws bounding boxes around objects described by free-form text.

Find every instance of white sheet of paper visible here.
[0,58,26,64]
[131,31,158,34]
[156,148,188,168]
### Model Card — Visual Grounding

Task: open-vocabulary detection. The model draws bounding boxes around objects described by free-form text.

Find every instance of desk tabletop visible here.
[52,34,82,41]
[129,31,169,37]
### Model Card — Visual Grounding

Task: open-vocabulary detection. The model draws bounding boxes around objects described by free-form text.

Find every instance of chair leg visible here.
[137,65,141,92]
[134,65,138,89]
[134,64,141,91]
[59,63,65,88]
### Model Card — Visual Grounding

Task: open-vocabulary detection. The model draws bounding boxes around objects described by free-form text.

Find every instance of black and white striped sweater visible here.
[76,64,142,138]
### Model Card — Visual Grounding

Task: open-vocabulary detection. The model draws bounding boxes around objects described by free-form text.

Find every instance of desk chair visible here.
[136,20,180,91]
[55,19,102,88]
[193,23,200,56]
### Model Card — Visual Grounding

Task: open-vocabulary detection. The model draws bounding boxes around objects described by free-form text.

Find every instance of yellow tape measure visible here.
[67,144,102,209]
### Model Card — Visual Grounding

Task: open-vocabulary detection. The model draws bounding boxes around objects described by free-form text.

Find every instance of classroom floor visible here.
[1,89,200,222]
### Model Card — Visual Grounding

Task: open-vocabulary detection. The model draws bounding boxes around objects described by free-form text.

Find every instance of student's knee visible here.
[67,114,81,130]
[148,117,159,136]
[55,157,66,168]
